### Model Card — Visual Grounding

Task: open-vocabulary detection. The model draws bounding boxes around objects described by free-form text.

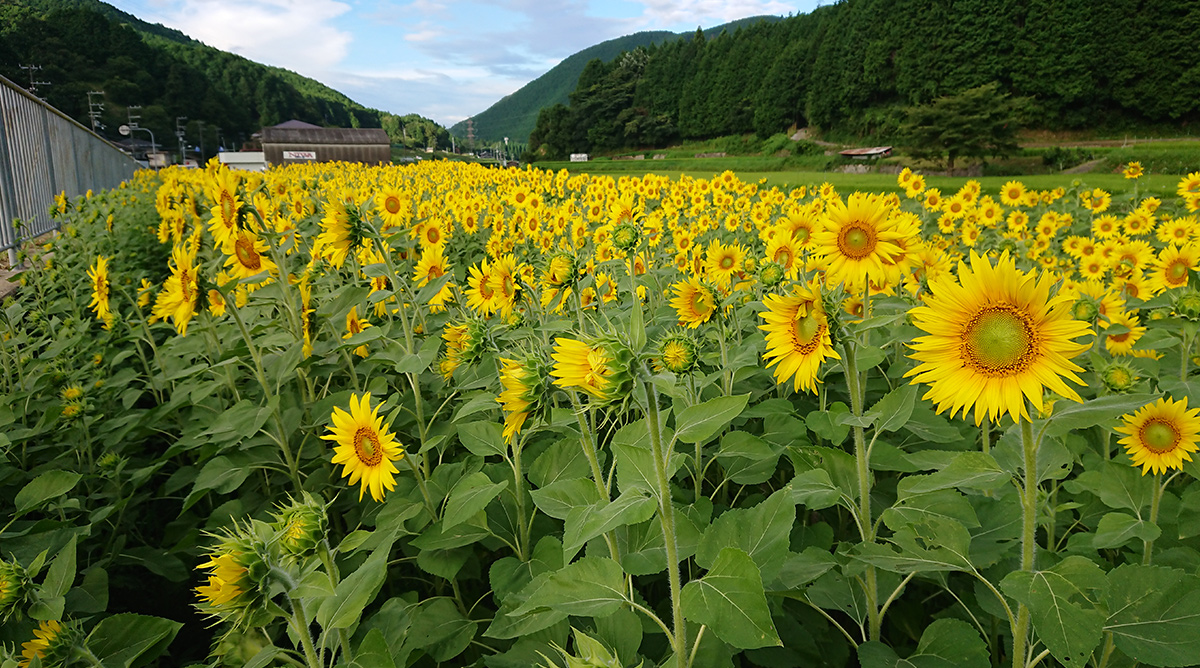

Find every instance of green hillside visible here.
[0,0,450,159]
[450,16,781,144]
[527,0,1200,159]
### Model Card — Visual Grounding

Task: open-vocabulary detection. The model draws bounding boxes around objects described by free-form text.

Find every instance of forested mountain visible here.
[528,0,1200,159]
[0,0,450,160]
[450,16,781,145]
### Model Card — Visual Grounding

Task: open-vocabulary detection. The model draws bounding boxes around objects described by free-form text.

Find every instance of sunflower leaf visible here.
[1092,511,1160,549]
[1104,564,1200,667]
[675,393,750,444]
[1001,556,1107,668]
[443,472,508,529]
[681,547,781,650]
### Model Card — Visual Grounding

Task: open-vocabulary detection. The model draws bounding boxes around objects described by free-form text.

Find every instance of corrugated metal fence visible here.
[0,74,139,264]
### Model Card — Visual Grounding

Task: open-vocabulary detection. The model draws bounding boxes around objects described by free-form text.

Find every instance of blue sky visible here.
[107,0,825,126]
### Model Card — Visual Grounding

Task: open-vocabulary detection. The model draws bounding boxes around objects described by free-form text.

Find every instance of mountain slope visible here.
[450,16,781,144]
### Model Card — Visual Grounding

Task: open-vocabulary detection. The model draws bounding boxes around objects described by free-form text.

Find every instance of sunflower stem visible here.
[840,340,880,641]
[1180,330,1192,382]
[1013,416,1039,668]
[405,452,439,522]
[1143,473,1165,565]
[568,391,620,560]
[643,377,686,668]
[289,596,322,668]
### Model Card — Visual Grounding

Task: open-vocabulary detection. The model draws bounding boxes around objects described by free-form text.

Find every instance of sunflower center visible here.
[353,427,383,466]
[385,196,402,214]
[428,265,444,279]
[795,227,810,242]
[691,289,713,317]
[180,268,195,301]
[791,306,823,353]
[962,307,1036,374]
[1140,419,1180,454]
[664,342,687,367]
[838,224,876,259]
[220,193,237,226]
[720,255,735,270]
[1169,261,1189,282]
[427,228,441,245]
[774,248,792,267]
[235,237,261,271]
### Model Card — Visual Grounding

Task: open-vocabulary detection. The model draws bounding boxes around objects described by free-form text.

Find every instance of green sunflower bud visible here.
[1174,288,1200,320]
[759,261,785,289]
[0,560,33,622]
[1100,361,1139,394]
[612,222,639,251]
[273,493,328,557]
[540,629,628,668]
[657,330,700,375]
[1072,296,1100,323]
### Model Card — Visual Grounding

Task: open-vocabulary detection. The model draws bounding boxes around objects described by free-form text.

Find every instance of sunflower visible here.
[19,619,76,668]
[758,280,840,394]
[343,306,372,358]
[1150,244,1199,292]
[323,392,404,502]
[205,166,242,249]
[488,254,521,318]
[906,251,1092,425]
[196,552,247,608]
[1000,181,1027,207]
[1122,162,1144,179]
[153,243,200,336]
[1117,397,1200,475]
[1157,216,1194,246]
[497,356,546,444]
[764,234,801,279]
[223,228,277,282]
[670,277,716,328]
[87,255,113,329]
[314,196,367,269]
[811,192,909,290]
[464,259,497,315]
[550,337,630,403]
[1102,309,1146,356]
[376,185,408,230]
[413,245,455,313]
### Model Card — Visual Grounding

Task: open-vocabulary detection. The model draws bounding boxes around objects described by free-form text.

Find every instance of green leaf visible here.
[675,393,750,444]
[769,548,838,591]
[788,469,843,510]
[352,628,398,668]
[563,489,657,557]
[805,403,850,445]
[854,518,973,574]
[86,614,183,668]
[1063,461,1155,513]
[1105,564,1200,667]
[1001,556,1107,668]
[528,478,601,521]
[457,421,507,458]
[697,488,794,581]
[1092,512,1160,549]
[871,384,919,433]
[15,470,80,513]
[1042,393,1159,438]
[902,452,1008,495]
[858,618,989,668]
[902,404,962,443]
[317,539,394,630]
[410,518,490,550]
[681,547,781,650]
[443,473,508,529]
[183,455,251,511]
[510,557,627,618]
[716,431,782,485]
[883,486,980,531]
[65,567,108,614]
[42,535,76,598]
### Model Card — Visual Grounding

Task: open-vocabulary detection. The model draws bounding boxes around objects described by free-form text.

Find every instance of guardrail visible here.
[0,75,140,264]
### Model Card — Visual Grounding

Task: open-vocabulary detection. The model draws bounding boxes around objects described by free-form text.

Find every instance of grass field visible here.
[530,164,1184,198]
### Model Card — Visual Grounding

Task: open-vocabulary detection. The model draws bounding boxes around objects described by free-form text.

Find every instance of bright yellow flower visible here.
[758,280,839,394]
[323,392,404,502]
[1117,397,1200,475]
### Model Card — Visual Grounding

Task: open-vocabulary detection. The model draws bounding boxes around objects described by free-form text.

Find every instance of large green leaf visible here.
[871,384,919,434]
[853,518,973,574]
[86,614,182,668]
[317,540,394,630]
[528,478,601,520]
[1092,511,1160,549]
[1105,564,1200,667]
[696,488,794,581]
[15,470,81,514]
[675,394,750,444]
[510,557,627,618]
[788,469,844,510]
[457,421,507,458]
[443,472,508,528]
[1063,461,1155,514]
[858,618,989,668]
[1041,394,1159,438]
[1001,556,1107,668]
[681,547,781,650]
[902,452,1008,495]
[563,489,657,556]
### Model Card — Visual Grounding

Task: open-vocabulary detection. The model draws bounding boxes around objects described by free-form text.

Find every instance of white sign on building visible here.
[569,153,589,162]
[283,150,317,160]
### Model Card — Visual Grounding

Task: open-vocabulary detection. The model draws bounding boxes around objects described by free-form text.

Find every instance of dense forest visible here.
[450,16,780,145]
[0,0,449,160]
[528,0,1200,160]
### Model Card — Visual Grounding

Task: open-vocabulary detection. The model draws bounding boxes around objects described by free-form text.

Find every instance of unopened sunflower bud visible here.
[1174,288,1200,320]
[1100,361,1139,393]
[612,222,639,251]
[657,330,700,375]
[0,560,32,621]
[1072,296,1100,323]
[273,493,327,557]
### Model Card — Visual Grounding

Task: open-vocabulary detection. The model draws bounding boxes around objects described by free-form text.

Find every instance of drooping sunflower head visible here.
[497,354,550,444]
[550,336,633,405]
[758,261,785,289]
[1117,396,1200,475]
[1173,288,1200,320]
[906,251,1092,425]
[323,392,405,502]
[0,559,32,622]
[195,524,275,629]
[19,619,83,668]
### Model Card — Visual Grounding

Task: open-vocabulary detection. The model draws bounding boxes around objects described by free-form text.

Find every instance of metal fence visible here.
[0,74,140,264]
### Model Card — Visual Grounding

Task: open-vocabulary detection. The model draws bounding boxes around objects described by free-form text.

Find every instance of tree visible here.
[899,82,1029,169]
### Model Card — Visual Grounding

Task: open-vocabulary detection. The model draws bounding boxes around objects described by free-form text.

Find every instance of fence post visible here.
[0,95,20,268]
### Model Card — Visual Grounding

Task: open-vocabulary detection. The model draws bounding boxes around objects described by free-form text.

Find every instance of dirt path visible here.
[1062,158,1107,174]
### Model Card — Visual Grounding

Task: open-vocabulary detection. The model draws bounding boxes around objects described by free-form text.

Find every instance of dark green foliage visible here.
[527,0,1200,157]
[899,83,1029,169]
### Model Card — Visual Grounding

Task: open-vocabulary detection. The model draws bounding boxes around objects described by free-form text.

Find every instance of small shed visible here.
[261,123,391,166]
[839,146,892,160]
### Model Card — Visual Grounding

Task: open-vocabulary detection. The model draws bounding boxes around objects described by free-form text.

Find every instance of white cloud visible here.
[629,0,795,27]
[159,0,355,75]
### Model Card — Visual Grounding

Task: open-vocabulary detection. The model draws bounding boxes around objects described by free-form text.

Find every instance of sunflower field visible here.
[4,158,1200,668]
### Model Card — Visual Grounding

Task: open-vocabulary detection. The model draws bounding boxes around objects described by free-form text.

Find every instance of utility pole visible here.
[196,120,206,163]
[87,91,105,134]
[19,64,49,98]
[466,118,475,152]
[175,117,187,165]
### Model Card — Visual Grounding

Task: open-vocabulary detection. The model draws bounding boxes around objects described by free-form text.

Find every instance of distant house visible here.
[261,121,391,166]
[839,146,892,160]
